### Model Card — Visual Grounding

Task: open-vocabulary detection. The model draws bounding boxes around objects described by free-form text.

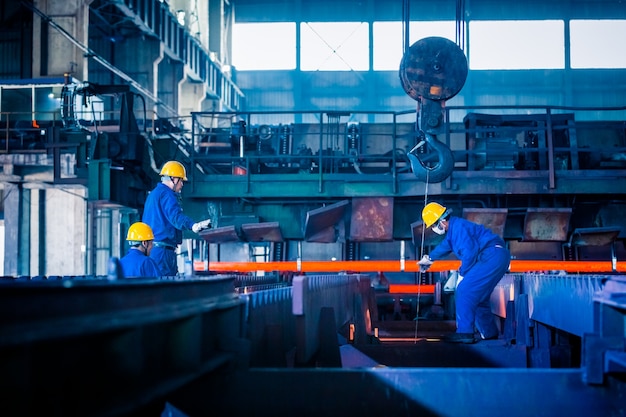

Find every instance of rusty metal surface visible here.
[523,207,572,241]
[509,241,564,260]
[349,197,394,242]
[596,204,626,238]
[463,208,508,237]
[199,225,241,243]
[399,36,468,101]
[241,221,284,242]
[304,200,349,242]
[568,227,621,246]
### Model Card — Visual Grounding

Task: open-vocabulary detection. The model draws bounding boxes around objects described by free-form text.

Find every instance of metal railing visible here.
[188,106,626,174]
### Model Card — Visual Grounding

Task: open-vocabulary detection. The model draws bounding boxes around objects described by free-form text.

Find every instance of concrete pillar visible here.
[2,161,90,277]
[2,183,20,276]
[196,0,210,53]
[113,35,162,116]
[208,0,231,66]
[28,188,44,276]
[32,0,90,81]
[200,95,221,113]
[178,75,206,129]
[44,187,87,276]
[157,54,184,118]
[0,182,34,277]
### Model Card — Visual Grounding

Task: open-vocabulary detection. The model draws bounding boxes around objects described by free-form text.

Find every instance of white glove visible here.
[457,274,464,286]
[418,254,433,272]
[192,219,212,233]
[444,271,463,292]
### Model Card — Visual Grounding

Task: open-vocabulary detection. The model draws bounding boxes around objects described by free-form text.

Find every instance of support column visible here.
[28,188,46,276]
[179,75,207,129]
[32,0,90,80]
[208,0,229,66]
[44,187,87,276]
[157,54,184,119]
[3,183,21,276]
[112,35,162,117]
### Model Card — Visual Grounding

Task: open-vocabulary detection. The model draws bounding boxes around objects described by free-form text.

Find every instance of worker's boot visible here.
[443,332,476,344]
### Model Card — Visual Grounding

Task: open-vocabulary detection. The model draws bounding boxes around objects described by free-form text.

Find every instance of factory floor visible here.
[159,320,596,417]
[344,319,528,369]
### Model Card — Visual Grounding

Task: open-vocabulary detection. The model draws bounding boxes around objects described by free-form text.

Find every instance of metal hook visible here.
[407,132,454,183]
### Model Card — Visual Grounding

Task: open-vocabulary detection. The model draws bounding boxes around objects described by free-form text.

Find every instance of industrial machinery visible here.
[0,75,157,202]
[49,76,157,207]
[190,111,415,176]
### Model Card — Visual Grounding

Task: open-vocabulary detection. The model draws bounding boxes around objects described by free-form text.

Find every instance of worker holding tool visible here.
[142,160,212,276]
[119,222,161,278]
[418,202,511,343]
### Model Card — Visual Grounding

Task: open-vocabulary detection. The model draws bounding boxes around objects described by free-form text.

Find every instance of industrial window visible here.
[300,22,369,71]
[232,22,296,70]
[469,20,564,70]
[570,20,626,69]
[373,21,457,71]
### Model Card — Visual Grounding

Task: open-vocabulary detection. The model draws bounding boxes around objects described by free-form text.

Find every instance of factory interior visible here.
[1,0,626,415]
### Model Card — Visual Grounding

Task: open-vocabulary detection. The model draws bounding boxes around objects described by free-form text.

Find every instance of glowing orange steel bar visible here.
[388,284,435,294]
[206,260,625,273]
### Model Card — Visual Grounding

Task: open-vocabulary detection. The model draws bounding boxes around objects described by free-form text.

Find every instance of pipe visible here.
[206,259,626,274]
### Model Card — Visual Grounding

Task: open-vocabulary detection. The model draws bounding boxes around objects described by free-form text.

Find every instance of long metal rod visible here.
[202,259,626,273]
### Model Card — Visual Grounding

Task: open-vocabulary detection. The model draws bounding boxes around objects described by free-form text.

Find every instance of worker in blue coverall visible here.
[119,222,162,278]
[418,202,511,343]
[142,161,212,276]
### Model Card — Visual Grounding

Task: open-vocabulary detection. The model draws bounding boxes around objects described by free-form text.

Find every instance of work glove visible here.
[444,271,464,292]
[192,219,212,233]
[417,254,433,272]
[457,274,464,286]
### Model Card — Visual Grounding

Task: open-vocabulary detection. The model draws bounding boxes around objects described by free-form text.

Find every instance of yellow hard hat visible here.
[422,202,448,228]
[160,160,188,181]
[126,222,154,241]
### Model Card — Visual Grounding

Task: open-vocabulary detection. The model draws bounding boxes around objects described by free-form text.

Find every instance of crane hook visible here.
[407,132,454,183]
[399,36,468,183]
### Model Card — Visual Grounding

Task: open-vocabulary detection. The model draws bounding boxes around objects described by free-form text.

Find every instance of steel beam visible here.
[0,276,246,416]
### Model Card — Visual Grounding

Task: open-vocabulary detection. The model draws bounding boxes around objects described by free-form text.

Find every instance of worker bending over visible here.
[418,202,511,344]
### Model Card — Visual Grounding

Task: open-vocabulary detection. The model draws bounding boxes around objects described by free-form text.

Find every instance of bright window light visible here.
[300,22,369,71]
[469,20,564,70]
[232,23,296,70]
[373,21,458,71]
[570,20,626,69]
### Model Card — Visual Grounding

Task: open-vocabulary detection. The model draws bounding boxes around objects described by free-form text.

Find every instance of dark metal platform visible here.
[160,368,626,417]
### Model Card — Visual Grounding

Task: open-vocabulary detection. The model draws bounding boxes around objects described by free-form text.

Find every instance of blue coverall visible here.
[142,183,195,276]
[119,248,162,278]
[429,216,510,338]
